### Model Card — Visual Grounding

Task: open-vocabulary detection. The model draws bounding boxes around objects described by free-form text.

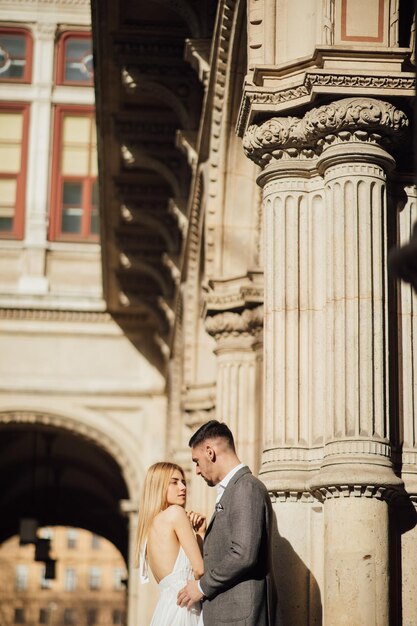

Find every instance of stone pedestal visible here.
[322,492,389,626]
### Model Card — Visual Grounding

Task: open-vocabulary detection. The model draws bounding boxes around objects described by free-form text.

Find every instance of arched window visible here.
[0,28,33,83]
[56,32,93,86]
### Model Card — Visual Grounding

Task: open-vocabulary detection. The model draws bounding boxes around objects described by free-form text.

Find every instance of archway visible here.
[0,413,133,561]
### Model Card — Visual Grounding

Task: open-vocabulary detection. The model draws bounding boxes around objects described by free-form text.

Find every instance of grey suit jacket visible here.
[199,466,276,626]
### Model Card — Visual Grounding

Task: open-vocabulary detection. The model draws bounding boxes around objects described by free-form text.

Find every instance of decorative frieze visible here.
[205,305,263,341]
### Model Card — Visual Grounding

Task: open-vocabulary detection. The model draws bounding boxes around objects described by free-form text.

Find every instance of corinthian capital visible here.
[205,306,264,341]
[243,97,408,166]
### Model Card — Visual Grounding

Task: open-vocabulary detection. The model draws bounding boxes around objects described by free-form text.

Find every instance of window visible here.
[0,103,29,239]
[91,534,100,550]
[39,527,54,540]
[39,608,47,624]
[40,564,52,590]
[67,529,77,549]
[87,608,97,625]
[0,29,32,82]
[63,609,75,625]
[64,568,77,592]
[112,609,124,625]
[49,106,98,241]
[89,567,101,590]
[56,32,93,85]
[15,565,28,591]
[14,608,25,624]
[113,568,126,591]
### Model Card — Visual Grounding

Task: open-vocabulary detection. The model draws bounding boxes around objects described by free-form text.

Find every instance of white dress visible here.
[141,545,203,626]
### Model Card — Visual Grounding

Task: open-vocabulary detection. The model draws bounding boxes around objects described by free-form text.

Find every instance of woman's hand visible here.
[186,510,206,536]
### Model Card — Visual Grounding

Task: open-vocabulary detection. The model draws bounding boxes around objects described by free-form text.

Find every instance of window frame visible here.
[0,102,29,240]
[49,104,99,242]
[64,567,77,592]
[0,27,33,83]
[89,566,101,591]
[55,31,93,87]
[15,564,29,591]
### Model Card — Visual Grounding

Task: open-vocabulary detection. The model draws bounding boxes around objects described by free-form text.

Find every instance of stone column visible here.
[397,183,417,626]
[120,499,158,626]
[119,500,140,626]
[310,101,405,626]
[19,22,56,294]
[205,306,263,473]
[244,132,326,624]
[243,98,409,626]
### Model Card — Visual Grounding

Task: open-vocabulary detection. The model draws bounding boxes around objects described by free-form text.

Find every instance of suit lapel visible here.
[204,466,252,539]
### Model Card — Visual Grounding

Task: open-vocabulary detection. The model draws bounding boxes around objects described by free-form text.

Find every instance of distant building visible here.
[0,527,127,626]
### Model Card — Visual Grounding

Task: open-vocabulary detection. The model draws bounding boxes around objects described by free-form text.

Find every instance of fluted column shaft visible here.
[259,163,326,489]
[206,307,263,473]
[315,143,396,481]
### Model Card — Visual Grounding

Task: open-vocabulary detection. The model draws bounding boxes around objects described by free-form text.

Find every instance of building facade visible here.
[0,527,127,626]
[0,1,165,623]
[1,0,416,624]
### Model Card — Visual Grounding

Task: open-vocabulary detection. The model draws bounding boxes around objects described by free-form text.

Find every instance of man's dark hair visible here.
[188,420,235,450]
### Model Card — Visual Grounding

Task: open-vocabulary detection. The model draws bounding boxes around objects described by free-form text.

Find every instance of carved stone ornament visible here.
[243,97,409,166]
[205,305,263,340]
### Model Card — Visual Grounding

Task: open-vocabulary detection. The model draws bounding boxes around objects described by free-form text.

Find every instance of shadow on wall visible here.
[270,512,322,626]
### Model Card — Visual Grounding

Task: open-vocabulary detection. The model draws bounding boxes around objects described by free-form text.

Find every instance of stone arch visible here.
[0,408,141,499]
[0,408,143,558]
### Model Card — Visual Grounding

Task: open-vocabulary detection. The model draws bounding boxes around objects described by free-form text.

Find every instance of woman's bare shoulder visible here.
[164,504,188,521]
[154,504,187,525]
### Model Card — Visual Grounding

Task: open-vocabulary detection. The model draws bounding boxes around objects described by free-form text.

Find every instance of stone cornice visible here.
[205,305,263,340]
[243,97,409,166]
[1,0,90,7]
[0,308,111,323]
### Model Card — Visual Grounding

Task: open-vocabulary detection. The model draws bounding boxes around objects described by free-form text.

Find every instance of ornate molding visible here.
[324,439,392,459]
[313,484,402,503]
[269,490,317,504]
[205,0,239,276]
[205,305,263,341]
[243,97,409,166]
[237,74,415,137]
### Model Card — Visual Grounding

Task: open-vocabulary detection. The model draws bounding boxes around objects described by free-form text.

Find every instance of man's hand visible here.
[177,580,204,609]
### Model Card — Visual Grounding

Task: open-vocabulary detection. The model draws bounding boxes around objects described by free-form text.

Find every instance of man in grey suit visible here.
[177,420,276,626]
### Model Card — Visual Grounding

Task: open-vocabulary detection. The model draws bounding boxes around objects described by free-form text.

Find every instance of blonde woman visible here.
[136,462,205,625]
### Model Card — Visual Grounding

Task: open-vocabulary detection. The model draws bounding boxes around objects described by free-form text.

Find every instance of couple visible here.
[135,420,276,626]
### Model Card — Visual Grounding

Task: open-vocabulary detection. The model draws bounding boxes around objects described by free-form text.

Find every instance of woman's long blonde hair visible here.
[134,462,186,567]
